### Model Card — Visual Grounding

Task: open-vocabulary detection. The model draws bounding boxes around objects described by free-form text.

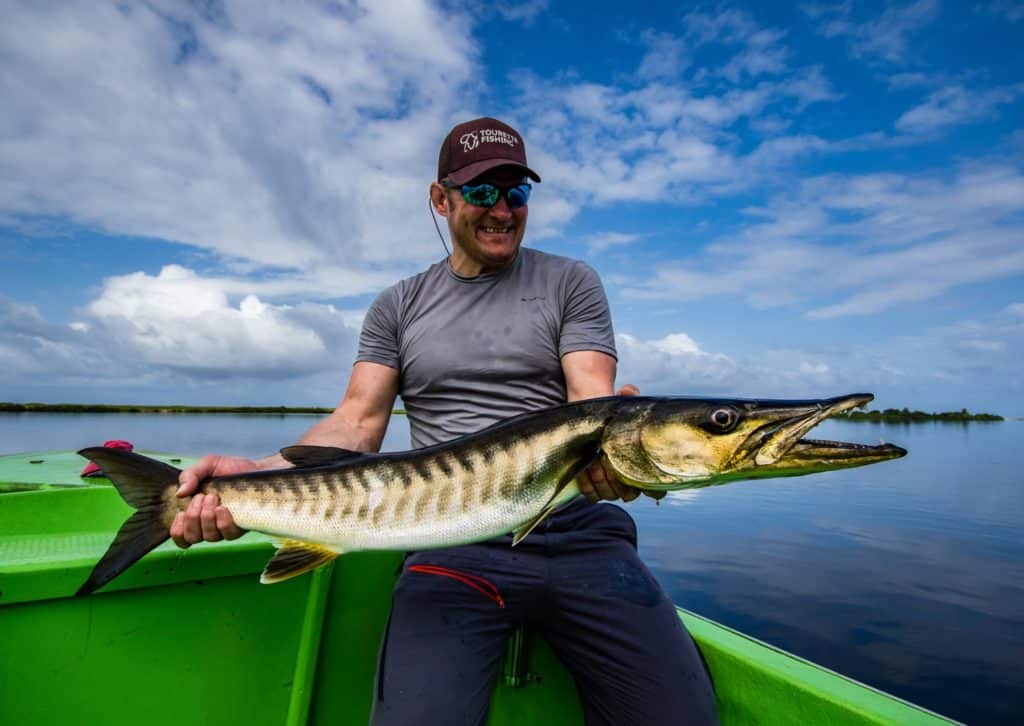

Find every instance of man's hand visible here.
[170,455,255,548]
[576,384,667,504]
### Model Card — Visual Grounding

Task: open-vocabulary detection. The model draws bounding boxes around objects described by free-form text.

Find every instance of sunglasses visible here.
[441,180,532,209]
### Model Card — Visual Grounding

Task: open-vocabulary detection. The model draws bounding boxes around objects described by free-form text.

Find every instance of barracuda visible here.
[76,392,905,596]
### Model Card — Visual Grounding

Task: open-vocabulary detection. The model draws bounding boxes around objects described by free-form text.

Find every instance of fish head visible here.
[602,393,906,490]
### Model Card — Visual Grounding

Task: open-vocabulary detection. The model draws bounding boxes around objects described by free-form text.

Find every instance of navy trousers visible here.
[370,499,719,726]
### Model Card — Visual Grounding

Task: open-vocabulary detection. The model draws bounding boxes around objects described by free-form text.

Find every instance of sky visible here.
[1,1,1022,415]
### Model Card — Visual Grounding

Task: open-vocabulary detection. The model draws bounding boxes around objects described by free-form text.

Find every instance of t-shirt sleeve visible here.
[559,261,617,359]
[355,286,401,369]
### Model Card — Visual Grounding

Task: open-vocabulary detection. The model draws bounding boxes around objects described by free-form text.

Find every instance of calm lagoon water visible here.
[2,413,1021,724]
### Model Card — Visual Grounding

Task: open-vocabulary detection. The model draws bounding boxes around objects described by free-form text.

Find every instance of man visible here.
[174,117,718,725]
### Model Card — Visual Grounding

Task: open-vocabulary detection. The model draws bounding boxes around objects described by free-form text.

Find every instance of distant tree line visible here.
[0,402,408,415]
[835,407,1003,422]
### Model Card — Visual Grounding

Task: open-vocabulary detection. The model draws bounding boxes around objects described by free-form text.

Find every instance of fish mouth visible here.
[733,393,906,471]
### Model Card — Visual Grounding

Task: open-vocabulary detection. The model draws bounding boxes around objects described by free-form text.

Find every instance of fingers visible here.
[579,462,641,503]
[169,493,245,549]
[617,383,640,397]
[170,511,188,549]
[200,494,223,542]
[177,454,220,496]
[172,454,254,549]
[216,505,245,540]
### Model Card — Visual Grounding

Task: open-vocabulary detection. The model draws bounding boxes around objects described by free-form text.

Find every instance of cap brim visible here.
[447,159,541,185]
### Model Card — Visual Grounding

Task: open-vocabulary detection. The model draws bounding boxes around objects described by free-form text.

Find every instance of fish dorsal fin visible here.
[279,445,369,468]
[511,453,598,546]
[260,540,341,584]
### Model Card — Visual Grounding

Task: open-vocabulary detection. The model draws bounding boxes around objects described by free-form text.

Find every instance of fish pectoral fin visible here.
[512,501,561,546]
[279,445,372,468]
[260,540,341,584]
[511,453,597,546]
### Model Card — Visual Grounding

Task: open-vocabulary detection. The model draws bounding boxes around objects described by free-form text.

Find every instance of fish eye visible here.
[706,407,739,433]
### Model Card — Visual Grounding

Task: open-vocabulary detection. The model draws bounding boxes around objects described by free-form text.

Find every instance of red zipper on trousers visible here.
[407,564,506,608]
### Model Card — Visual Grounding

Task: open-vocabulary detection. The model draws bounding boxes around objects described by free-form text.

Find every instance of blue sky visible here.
[1,1,1022,415]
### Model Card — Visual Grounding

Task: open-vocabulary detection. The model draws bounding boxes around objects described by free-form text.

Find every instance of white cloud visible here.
[494,0,549,25]
[586,232,643,254]
[637,31,690,81]
[804,0,940,63]
[651,333,702,356]
[618,162,1024,319]
[958,339,1007,353]
[680,7,791,83]
[799,361,830,376]
[0,1,477,278]
[0,266,365,405]
[613,311,1024,414]
[896,85,1024,134]
[513,70,839,228]
[616,332,741,394]
[83,265,361,377]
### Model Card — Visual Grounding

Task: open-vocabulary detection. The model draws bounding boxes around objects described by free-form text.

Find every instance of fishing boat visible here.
[0,451,958,725]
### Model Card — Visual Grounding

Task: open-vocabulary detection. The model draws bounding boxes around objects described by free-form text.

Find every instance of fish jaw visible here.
[753,437,907,478]
[743,393,875,466]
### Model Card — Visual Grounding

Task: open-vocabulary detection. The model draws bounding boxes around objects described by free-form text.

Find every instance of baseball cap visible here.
[437,117,541,185]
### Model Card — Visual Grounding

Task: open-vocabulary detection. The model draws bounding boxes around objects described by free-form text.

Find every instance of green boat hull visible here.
[0,452,957,725]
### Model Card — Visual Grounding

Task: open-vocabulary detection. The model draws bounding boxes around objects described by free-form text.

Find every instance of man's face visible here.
[435,166,528,273]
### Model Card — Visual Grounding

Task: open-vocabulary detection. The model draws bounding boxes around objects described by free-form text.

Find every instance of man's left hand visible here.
[576,384,667,504]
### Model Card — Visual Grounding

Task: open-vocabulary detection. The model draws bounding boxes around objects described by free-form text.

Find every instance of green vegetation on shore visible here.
[835,407,1003,422]
[0,402,407,415]
[0,402,1002,422]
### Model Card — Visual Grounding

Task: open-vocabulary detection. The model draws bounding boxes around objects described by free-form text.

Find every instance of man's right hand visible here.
[171,455,254,548]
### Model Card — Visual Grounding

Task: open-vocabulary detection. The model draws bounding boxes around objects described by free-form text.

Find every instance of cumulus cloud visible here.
[615,330,880,399]
[615,314,1023,414]
[0,266,365,403]
[0,1,476,276]
[81,265,361,378]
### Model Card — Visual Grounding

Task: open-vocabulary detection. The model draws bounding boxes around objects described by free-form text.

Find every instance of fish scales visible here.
[205,413,606,549]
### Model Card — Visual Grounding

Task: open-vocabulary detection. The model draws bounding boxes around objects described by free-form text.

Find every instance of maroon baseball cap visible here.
[437,117,541,185]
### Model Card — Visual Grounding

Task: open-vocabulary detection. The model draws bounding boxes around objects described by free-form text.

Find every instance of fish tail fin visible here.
[75,447,182,596]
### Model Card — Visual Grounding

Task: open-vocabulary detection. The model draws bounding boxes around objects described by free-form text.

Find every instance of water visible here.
[2,414,1021,724]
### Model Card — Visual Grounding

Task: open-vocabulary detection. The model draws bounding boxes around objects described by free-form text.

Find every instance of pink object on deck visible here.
[80,439,134,477]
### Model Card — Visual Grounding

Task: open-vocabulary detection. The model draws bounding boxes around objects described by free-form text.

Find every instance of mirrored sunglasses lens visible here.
[462,184,499,206]
[506,184,530,208]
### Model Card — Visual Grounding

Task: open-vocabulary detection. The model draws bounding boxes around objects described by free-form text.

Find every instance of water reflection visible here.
[631,419,1024,724]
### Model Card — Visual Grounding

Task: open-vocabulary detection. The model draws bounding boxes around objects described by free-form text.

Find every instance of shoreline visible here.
[0,402,1003,421]
[835,408,1003,422]
[0,403,407,415]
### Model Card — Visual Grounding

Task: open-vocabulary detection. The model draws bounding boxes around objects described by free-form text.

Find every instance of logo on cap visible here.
[460,132,480,152]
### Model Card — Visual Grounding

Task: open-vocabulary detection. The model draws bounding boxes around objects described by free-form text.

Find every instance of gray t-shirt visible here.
[357,247,617,448]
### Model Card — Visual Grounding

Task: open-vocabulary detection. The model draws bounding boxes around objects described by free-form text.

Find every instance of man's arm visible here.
[171,361,400,547]
[562,350,647,503]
